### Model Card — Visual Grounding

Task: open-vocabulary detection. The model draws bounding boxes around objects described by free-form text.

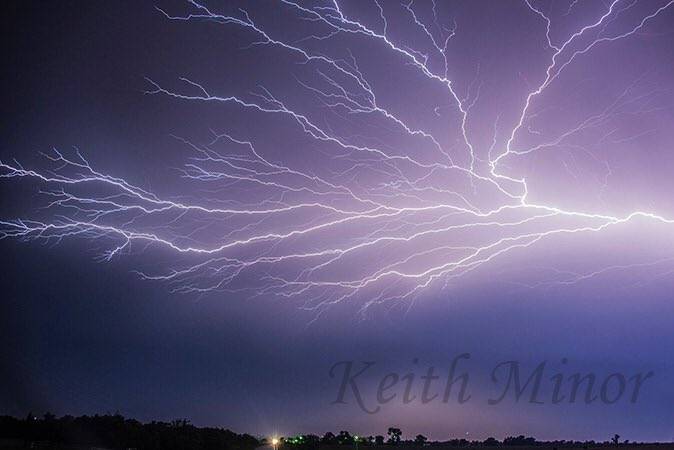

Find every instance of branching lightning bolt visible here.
[2,0,674,315]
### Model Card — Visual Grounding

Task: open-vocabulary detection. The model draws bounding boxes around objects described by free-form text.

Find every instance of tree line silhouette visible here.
[278,429,636,449]
[0,413,259,450]
[0,413,652,449]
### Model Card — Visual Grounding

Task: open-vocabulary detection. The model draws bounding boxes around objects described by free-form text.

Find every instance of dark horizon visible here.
[1,411,669,446]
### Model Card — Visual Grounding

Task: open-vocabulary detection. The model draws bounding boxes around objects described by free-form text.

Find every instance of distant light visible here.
[272,438,279,446]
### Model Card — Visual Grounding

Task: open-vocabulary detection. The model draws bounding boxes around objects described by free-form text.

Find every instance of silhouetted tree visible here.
[322,432,337,445]
[338,430,353,445]
[611,434,620,446]
[306,435,320,445]
[414,434,427,445]
[375,435,385,445]
[386,428,402,445]
[504,435,537,446]
[283,434,320,450]
[483,437,499,446]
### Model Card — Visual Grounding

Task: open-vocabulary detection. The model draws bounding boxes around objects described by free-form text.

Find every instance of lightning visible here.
[2,0,674,314]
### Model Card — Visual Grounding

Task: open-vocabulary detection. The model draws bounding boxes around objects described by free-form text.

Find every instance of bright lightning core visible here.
[2,0,674,314]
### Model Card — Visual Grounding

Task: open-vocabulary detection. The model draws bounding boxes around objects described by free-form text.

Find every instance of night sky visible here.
[2,0,674,443]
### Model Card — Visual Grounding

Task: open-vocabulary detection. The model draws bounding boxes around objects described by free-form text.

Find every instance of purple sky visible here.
[2,0,674,443]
